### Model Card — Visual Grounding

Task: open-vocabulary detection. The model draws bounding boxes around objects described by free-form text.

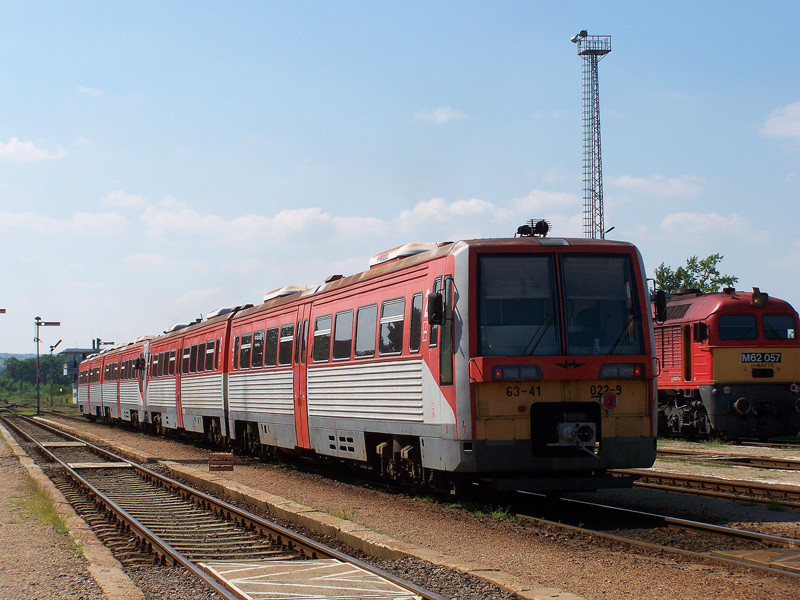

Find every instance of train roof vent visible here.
[135,335,155,342]
[369,242,438,268]
[165,322,190,333]
[207,307,233,318]
[263,285,313,303]
[673,288,701,296]
[666,304,691,320]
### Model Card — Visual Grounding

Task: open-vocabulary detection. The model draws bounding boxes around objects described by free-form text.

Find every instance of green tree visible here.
[653,253,738,294]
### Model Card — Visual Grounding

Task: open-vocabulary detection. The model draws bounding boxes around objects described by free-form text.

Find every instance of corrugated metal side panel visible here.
[119,381,140,406]
[147,378,177,409]
[307,360,423,421]
[229,370,293,415]
[101,382,117,406]
[89,384,101,405]
[78,386,88,404]
[181,374,223,411]
[657,325,682,370]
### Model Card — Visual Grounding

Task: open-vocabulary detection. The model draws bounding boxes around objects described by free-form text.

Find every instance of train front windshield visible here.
[477,254,645,357]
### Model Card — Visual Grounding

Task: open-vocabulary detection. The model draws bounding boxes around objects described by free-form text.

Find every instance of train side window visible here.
[240,332,252,370]
[409,293,423,353]
[215,338,221,371]
[313,315,332,363]
[190,344,198,373]
[355,304,378,358]
[430,277,442,348]
[379,298,405,355]
[233,335,240,370]
[251,330,265,368]
[278,323,294,366]
[298,320,308,365]
[333,310,354,360]
[265,327,279,367]
[440,276,454,385]
[169,350,176,375]
[206,340,215,372]
[155,354,162,378]
[197,342,206,373]
[182,347,191,374]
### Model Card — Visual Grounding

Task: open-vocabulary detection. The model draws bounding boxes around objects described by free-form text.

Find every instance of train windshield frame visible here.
[476,252,644,357]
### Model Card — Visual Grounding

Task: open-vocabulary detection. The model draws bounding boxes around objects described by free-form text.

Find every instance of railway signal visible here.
[34,316,60,415]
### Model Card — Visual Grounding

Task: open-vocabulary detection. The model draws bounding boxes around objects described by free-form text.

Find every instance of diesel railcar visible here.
[79,225,658,492]
[654,287,800,439]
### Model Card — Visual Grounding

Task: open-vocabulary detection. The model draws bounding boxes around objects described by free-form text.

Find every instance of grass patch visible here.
[332,506,356,521]
[766,501,788,512]
[16,477,82,554]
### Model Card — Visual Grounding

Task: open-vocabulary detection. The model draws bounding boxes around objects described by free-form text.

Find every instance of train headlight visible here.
[599,363,645,378]
[491,365,543,380]
[790,383,800,394]
[795,398,800,414]
[723,386,732,394]
[733,397,751,415]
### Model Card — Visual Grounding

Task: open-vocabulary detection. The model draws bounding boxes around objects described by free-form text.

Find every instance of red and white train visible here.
[79,223,658,492]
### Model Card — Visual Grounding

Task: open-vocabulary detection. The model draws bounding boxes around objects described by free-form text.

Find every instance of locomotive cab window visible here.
[379,298,405,355]
[561,255,644,356]
[477,255,559,356]
[763,314,797,340]
[718,315,757,340]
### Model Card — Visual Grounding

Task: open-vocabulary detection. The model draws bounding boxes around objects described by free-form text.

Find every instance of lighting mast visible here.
[571,30,611,239]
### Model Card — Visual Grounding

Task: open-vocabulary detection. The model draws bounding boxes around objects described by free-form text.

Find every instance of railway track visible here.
[612,467,800,509]
[514,493,800,577]
[656,448,800,471]
[0,413,445,600]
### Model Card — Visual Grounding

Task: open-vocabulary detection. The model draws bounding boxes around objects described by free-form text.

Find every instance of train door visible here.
[293,304,311,449]
[682,324,693,382]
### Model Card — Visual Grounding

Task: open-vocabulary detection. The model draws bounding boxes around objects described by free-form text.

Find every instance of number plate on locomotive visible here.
[741,352,782,363]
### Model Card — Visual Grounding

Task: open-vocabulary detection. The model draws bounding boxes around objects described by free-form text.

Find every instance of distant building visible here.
[59,348,96,382]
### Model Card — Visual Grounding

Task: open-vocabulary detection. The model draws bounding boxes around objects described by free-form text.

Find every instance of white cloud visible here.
[78,86,102,96]
[0,210,126,235]
[102,190,148,209]
[761,101,800,139]
[607,174,704,198]
[0,137,67,162]
[658,211,765,240]
[414,107,468,123]
[514,190,580,212]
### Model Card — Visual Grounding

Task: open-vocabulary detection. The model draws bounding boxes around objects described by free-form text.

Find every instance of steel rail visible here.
[657,448,800,471]
[613,468,800,509]
[0,414,242,600]
[11,414,448,600]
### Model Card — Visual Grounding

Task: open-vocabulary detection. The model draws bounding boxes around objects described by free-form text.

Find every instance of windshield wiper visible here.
[523,313,554,355]
[607,313,636,355]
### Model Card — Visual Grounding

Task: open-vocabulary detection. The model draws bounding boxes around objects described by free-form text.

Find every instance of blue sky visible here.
[1,1,798,353]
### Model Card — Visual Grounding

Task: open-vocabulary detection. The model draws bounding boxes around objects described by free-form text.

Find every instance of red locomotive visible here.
[80,222,659,492]
[654,287,800,439]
